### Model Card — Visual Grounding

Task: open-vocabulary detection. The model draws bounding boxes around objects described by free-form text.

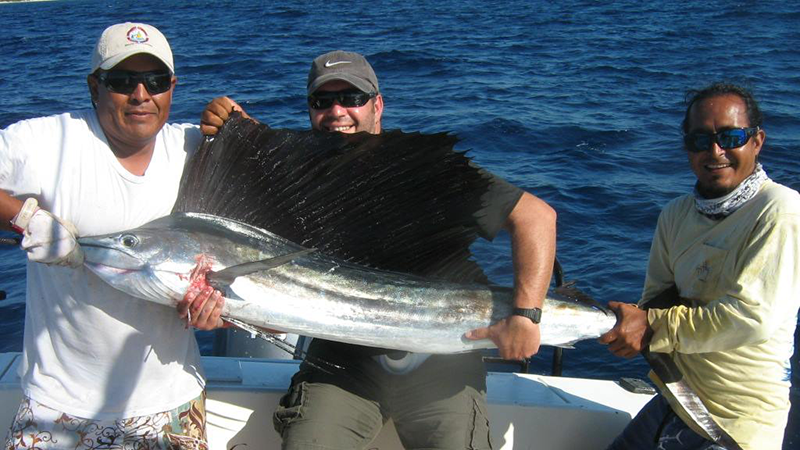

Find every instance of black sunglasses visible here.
[684,127,759,153]
[308,90,376,110]
[96,70,173,95]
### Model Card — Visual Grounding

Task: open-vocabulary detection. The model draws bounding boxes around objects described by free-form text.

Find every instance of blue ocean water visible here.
[1,0,798,447]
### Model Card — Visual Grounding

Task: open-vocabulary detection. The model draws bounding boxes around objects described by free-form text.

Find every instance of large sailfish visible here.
[79,115,615,354]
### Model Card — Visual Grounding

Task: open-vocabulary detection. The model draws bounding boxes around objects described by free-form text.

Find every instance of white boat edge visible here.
[0,352,654,449]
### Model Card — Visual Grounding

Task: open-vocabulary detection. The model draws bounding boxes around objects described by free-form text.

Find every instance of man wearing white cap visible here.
[202,50,556,450]
[0,22,222,449]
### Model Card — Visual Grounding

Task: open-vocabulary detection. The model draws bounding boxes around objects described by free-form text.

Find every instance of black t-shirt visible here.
[474,168,523,241]
[306,169,523,361]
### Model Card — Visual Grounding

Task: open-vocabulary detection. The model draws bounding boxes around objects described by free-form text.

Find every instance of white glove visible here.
[12,199,84,268]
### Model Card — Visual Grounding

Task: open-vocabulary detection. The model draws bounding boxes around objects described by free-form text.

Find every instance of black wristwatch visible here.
[512,307,542,324]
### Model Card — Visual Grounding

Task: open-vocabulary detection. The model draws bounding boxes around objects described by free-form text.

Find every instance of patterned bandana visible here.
[694,163,769,219]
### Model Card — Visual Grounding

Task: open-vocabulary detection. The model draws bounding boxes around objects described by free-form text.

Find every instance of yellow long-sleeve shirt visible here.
[642,180,800,450]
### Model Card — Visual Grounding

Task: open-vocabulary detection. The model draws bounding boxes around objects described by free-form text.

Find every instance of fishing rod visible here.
[222,317,345,376]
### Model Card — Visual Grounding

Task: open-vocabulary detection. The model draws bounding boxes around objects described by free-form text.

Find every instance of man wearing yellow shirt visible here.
[599,83,800,450]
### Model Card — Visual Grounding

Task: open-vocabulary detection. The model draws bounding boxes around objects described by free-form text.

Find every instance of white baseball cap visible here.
[91,22,174,74]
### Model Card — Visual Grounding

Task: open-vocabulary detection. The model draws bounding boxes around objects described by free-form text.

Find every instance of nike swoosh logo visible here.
[325,60,352,67]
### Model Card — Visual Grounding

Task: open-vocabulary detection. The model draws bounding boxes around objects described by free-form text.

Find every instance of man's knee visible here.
[274,381,383,450]
[394,385,492,450]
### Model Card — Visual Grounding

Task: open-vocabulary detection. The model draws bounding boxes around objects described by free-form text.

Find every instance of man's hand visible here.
[15,201,83,267]
[177,286,226,330]
[598,301,653,358]
[465,315,541,360]
[200,96,251,136]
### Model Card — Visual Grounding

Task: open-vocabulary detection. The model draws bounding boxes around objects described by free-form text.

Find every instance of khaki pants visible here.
[274,349,492,450]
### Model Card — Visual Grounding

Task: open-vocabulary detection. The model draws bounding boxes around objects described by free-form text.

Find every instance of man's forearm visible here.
[0,191,23,232]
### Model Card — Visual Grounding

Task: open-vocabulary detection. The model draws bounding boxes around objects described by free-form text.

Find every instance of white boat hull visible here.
[0,353,653,449]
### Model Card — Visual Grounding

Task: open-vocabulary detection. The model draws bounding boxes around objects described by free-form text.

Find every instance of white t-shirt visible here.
[0,111,205,419]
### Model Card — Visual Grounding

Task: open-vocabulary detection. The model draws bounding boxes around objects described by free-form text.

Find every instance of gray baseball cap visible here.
[307,50,379,95]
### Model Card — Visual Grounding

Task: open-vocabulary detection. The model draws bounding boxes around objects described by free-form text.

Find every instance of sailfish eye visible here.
[120,234,140,248]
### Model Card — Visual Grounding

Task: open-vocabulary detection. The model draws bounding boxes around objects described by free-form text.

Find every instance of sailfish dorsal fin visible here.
[173,115,491,283]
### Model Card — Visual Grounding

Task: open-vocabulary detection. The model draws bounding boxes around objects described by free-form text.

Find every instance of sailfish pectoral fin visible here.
[206,247,317,288]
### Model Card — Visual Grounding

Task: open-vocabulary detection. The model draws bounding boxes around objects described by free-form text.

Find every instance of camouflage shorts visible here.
[4,393,208,450]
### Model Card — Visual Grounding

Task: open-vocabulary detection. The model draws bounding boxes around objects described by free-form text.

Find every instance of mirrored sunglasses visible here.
[308,90,376,110]
[96,70,173,95]
[684,127,759,153]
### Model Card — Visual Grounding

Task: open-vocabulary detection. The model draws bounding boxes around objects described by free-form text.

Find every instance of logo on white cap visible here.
[127,27,149,44]
[91,22,175,74]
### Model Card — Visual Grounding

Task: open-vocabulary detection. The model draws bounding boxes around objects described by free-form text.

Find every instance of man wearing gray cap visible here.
[305,50,383,134]
[202,50,384,135]
[202,50,556,449]
[0,22,222,449]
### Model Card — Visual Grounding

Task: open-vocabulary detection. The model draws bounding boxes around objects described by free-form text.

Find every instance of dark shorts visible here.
[273,349,492,450]
[605,395,726,450]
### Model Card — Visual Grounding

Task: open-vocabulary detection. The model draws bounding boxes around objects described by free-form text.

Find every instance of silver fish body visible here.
[79,212,616,354]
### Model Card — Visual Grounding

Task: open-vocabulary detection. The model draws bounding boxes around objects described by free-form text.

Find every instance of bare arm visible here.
[0,190,23,232]
[466,191,557,360]
[508,192,557,310]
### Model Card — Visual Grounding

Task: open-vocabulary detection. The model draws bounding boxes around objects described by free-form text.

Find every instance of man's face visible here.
[88,53,176,154]
[308,80,383,134]
[686,94,764,198]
